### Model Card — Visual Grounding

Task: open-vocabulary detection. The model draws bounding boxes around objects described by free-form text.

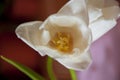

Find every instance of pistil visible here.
[49,32,73,53]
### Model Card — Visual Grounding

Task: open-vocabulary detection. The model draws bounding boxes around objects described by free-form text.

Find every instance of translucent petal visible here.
[87,0,105,8]
[42,14,89,36]
[89,18,116,42]
[102,6,120,19]
[15,21,48,56]
[89,0,120,42]
[58,0,89,25]
[35,45,92,70]
[56,50,92,71]
[88,6,102,23]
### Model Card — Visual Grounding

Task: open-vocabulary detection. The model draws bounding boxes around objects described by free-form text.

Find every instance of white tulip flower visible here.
[15,0,120,71]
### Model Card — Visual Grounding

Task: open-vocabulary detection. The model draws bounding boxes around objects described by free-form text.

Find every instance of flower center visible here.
[49,32,73,53]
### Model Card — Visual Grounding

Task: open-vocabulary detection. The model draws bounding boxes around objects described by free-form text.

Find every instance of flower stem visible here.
[69,69,77,80]
[47,56,57,80]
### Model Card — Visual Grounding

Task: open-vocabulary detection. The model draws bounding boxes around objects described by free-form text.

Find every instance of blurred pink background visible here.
[77,18,120,80]
[0,0,120,80]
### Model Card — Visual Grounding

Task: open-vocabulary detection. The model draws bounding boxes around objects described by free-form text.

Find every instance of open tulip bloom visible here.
[15,0,120,71]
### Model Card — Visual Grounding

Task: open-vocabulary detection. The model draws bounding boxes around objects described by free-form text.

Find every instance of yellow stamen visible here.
[49,32,73,53]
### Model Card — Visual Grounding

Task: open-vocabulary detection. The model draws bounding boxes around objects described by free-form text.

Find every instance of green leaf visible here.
[0,56,45,80]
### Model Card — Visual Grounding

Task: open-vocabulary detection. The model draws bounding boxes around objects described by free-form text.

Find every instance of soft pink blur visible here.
[77,18,120,80]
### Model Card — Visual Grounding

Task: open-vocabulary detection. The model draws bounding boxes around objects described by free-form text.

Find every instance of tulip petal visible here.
[88,6,102,23]
[89,1,120,42]
[87,0,105,8]
[56,50,92,71]
[89,18,116,42]
[102,6,120,19]
[58,0,89,25]
[16,21,48,56]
